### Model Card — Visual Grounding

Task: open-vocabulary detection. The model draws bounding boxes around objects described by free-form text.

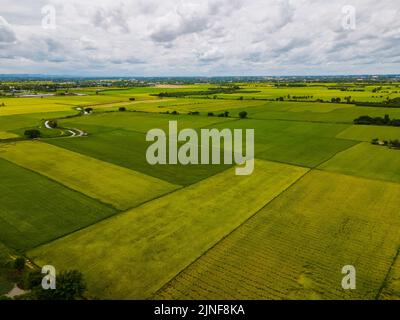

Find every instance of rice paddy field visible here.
[1,82,399,300]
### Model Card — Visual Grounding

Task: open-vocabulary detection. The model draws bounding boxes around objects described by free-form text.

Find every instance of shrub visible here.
[34,270,86,300]
[24,129,41,139]
[207,112,214,117]
[119,107,126,112]
[47,120,58,128]
[129,97,136,101]
[13,257,25,271]
[239,111,248,119]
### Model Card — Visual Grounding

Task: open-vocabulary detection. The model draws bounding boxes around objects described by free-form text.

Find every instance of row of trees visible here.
[372,138,400,149]
[354,114,400,126]
[1,256,86,300]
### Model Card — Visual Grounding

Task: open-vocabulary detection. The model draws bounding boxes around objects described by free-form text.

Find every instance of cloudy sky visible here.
[0,0,399,76]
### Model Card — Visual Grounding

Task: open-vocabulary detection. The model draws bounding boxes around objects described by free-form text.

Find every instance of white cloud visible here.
[0,0,399,75]
[0,16,17,44]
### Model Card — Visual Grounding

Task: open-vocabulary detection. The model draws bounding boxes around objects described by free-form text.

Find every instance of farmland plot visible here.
[319,142,400,183]
[155,170,400,300]
[337,125,400,142]
[0,141,179,210]
[0,158,116,250]
[49,129,231,186]
[28,160,308,299]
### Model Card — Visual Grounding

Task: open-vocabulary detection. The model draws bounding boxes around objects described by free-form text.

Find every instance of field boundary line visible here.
[0,155,119,212]
[248,117,352,125]
[26,183,186,261]
[375,245,400,300]
[150,168,312,299]
[28,164,257,254]
[313,141,362,169]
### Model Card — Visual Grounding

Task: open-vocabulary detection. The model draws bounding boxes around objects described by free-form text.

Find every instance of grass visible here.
[58,111,236,135]
[318,142,400,183]
[211,119,357,167]
[0,132,19,139]
[28,160,308,299]
[0,158,116,251]
[337,125,400,142]
[0,242,14,295]
[49,129,231,186]
[246,102,400,123]
[155,170,400,300]
[0,141,179,210]
[380,250,400,300]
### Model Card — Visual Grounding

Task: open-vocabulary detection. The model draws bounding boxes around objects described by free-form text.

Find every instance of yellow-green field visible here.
[0,141,179,210]
[0,131,19,139]
[337,125,400,142]
[1,82,400,300]
[319,142,400,183]
[155,170,400,300]
[28,160,308,299]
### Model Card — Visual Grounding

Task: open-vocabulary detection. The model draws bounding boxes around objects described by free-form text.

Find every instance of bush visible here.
[47,120,58,128]
[24,129,41,139]
[119,107,126,112]
[207,112,214,117]
[34,270,86,300]
[129,97,136,101]
[239,111,248,119]
[84,108,93,113]
[171,110,179,115]
[13,257,25,271]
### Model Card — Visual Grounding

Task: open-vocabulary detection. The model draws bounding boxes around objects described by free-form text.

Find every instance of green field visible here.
[337,125,400,142]
[155,170,400,300]
[0,141,179,210]
[0,242,14,295]
[1,81,400,300]
[28,160,308,299]
[319,142,400,183]
[212,119,356,167]
[0,158,116,250]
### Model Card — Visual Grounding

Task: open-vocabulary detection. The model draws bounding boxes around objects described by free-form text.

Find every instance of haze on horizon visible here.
[0,0,399,77]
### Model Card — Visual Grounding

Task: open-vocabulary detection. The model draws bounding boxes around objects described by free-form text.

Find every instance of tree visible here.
[238,96,244,100]
[129,97,136,101]
[207,112,214,117]
[119,107,126,112]
[34,270,86,300]
[239,111,248,119]
[13,257,25,271]
[47,120,58,128]
[24,129,41,139]
[224,111,229,117]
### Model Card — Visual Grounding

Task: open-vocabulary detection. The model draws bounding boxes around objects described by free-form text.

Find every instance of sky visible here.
[0,0,399,76]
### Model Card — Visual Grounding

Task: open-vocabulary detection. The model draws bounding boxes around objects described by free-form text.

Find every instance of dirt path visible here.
[44,120,87,138]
